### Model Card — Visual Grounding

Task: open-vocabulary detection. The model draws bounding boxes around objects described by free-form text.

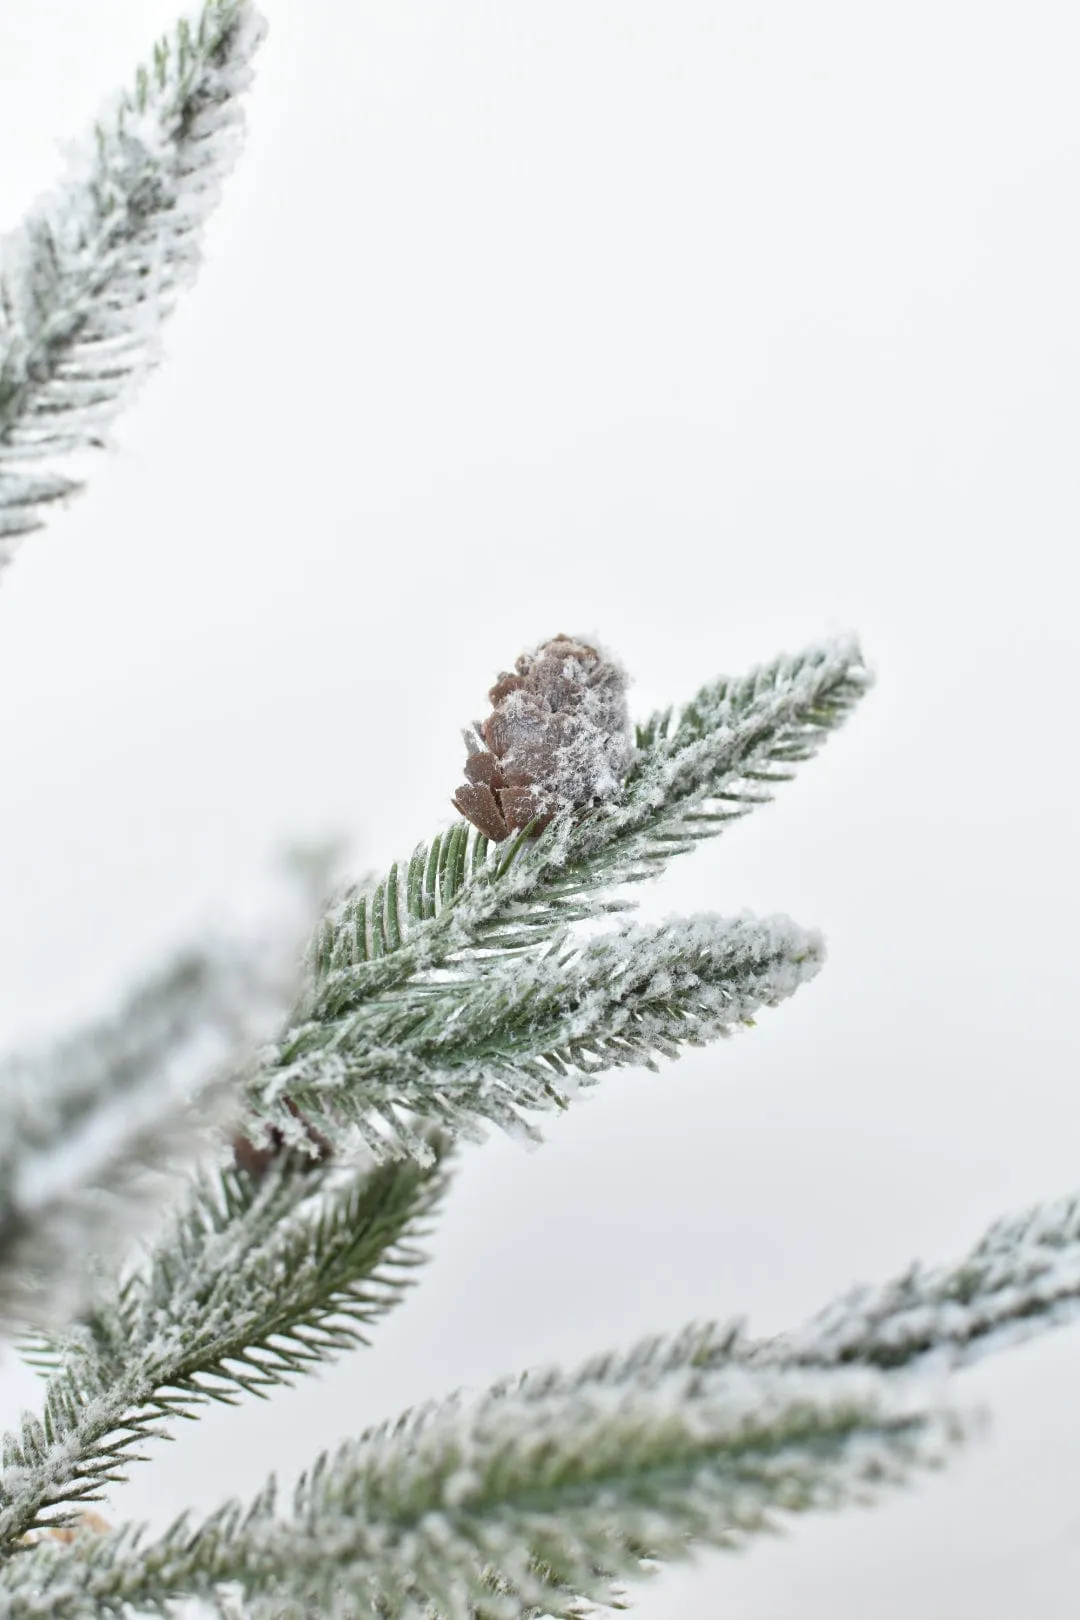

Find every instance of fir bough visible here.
[0,5,1075,1618]
[0,935,308,1336]
[1,1356,965,1619]
[0,1142,452,1555]
[0,0,264,556]
[257,636,863,1163]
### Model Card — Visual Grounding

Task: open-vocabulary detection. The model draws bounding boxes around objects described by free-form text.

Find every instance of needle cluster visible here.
[1,7,1075,1619]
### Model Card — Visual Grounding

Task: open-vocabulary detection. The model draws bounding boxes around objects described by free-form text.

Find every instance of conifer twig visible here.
[0,1350,965,1619]
[532,1191,1080,1392]
[0,937,300,1336]
[0,0,266,559]
[746,1191,1080,1373]
[254,637,868,1162]
[0,1140,451,1553]
[308,637,868,996]
[258,912,826,1162]
[11,1173,1080,1609]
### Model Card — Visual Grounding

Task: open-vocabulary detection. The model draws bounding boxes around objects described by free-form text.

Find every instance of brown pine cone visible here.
[453,633,632,842]
[232,1098,332,1177]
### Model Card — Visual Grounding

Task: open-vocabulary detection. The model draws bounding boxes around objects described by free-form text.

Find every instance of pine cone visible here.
[232,1098,332,1177]
[453,633,632,842]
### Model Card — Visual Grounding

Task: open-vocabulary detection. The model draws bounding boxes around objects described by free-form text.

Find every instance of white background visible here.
[1,2,1078,1614]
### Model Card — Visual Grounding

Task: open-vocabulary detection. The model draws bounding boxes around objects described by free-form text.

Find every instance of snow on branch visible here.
[256,911,825,1163]
[0,634,875,1601]
[0,0,266,560]
[13,1183,1080,1609]
[745,1191,1080,1374]
[615,1196,1080,1386]
[258,636,867,1163]
[304,635,869,1007]
[0,931,302,1336]
[0,1342,965,1618]
[0,1139,451,1553]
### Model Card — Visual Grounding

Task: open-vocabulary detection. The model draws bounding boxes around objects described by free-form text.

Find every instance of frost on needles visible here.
[0,0,265,557]
[0,934,309,1335]
[3,4,1080,1618]
[255,633,861,1164]
[0,599,1002,1620]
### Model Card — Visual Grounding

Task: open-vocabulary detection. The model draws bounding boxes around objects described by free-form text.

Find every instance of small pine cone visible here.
[453,633,632,842]
[232,1098,332,1177]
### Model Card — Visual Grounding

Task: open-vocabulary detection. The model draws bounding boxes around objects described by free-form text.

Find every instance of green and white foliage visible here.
[0,0,263,558]
[0,1141,451,1557]
[260,910,826,1164]
[2,4,1079,1619]
[0,929,307,1336]
[12,1185,1080,1617]
[254,636,864,1163]
[0,599,879,1612]
[0,1346,966,1619]
[745,1192,1080,1374]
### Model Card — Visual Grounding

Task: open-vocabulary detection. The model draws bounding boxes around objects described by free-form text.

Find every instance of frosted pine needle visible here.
[0,896,312,1335]
[0,0,1073,1612]
[749,1193,1080,1373]
[258,911,826,1162]
[0,0,266,560]
[0,1351,967,1619]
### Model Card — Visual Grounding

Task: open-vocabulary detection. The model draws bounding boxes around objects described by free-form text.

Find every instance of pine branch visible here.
[252,638,867,1162]
[746,1190,1080,1374]
[0,0,265,559]
[0,1343,965,1619]
[12,1182,1080,1612]
[0,1141,452,1553]
[0,936,300,1336]
[256,912,826,1162]
[581,1193,1080,1387]
[307,637,867,996]
[0,635,873,1604]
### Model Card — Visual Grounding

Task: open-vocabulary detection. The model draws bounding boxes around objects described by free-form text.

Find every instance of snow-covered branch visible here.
[0,933,299,1336]
[0,1140,451,1554]
[613,1196,1080,1385]
[0,0,266,560]
[748,1192,1080,1374]
[0,633,880,1607]
[308,636,867,1003]
[0,1343,964,1618]
[260,637,867,1161]
[257,911,825,1163]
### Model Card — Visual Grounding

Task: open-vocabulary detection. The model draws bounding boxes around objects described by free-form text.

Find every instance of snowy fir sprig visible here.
[0,1354,966,1619]
[12,1179,1080,1614]
[747,1192,1080,1374]
[3,4,1080,1618]
[0,933,306,1336]
[252,636,864,1164]
[0,0,264,558]
[259,911,826,1163]
[0,1143,451,1557]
